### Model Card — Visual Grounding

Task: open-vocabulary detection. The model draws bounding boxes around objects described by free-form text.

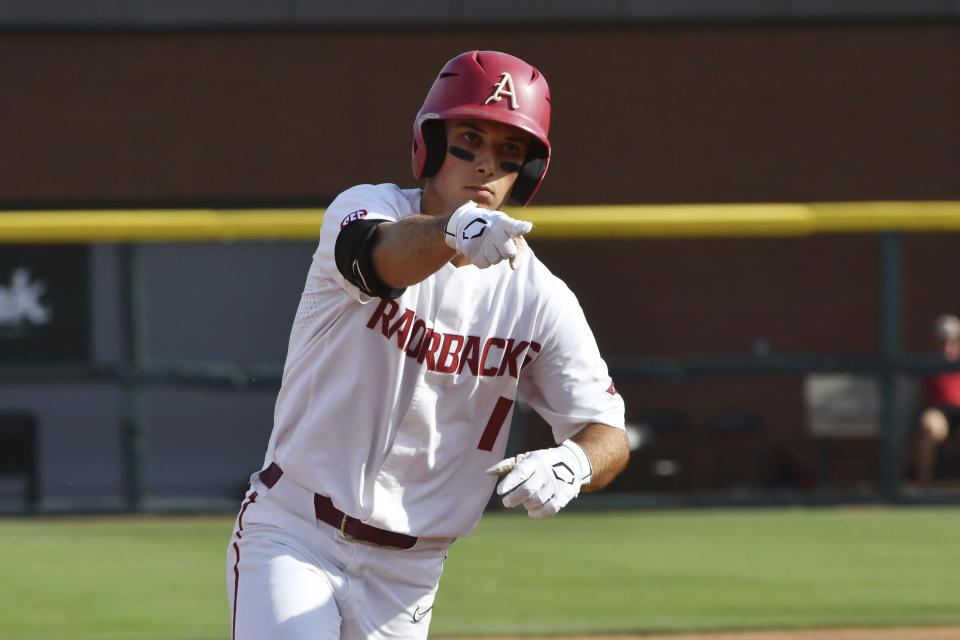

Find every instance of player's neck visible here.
[419,185,447,218]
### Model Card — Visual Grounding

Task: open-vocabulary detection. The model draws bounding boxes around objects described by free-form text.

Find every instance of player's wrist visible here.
[560,439,593,486]
[442,211,457,250]
[443,201,476,252]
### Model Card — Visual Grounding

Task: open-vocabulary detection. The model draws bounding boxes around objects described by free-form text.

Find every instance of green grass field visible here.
[1,507,959,639]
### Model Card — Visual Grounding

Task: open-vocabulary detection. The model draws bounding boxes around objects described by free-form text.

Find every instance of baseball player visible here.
[227,50,628,640]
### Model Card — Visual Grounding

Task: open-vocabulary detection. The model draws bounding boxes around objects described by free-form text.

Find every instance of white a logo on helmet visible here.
[484,72,519,110]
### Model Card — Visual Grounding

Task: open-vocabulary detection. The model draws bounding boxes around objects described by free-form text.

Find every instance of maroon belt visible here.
[258,462,417,550]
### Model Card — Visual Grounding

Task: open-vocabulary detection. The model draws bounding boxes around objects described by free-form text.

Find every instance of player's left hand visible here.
[485,440,593,518]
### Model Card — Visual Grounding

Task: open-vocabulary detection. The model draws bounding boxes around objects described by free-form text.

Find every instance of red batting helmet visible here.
[412,50,551,207]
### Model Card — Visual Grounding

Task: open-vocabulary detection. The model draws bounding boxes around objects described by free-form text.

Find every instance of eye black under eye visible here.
[500,161,521,173]
[448,146,475,161]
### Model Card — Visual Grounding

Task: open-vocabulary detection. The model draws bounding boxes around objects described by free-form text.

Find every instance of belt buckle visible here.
[339,514,377,546]
[338,514,355,541]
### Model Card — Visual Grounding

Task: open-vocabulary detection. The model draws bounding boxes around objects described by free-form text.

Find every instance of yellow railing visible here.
[1,201,959,242]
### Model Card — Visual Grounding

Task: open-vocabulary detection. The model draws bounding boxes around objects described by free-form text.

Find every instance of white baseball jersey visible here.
[264,183,625,539]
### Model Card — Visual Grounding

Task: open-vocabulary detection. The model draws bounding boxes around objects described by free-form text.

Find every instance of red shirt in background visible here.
[924,371,960,407]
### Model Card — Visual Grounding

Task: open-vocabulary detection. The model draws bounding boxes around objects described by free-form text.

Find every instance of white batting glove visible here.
[485,440,593,518]
[443,201,533,269]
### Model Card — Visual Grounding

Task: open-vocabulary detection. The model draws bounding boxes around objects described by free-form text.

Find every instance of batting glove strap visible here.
[442,202,470,250]
[442,201,533,269]
[561,439,593,486]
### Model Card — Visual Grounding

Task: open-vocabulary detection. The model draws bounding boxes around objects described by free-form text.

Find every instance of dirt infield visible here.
[626,631,960,640]
[461,630,960,640]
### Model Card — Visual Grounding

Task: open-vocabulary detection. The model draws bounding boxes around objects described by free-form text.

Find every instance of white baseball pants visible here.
[226,471,451,640]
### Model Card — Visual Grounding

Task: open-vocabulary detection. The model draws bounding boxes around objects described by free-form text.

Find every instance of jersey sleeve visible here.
[517,267,626,444]
[313,184,404,304]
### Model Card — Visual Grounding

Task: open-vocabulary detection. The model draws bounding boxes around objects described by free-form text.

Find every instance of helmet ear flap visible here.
[420,121,447,178]
[509,141,548,206]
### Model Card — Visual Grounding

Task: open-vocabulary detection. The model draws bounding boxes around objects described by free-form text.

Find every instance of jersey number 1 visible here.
[477,396,514,451]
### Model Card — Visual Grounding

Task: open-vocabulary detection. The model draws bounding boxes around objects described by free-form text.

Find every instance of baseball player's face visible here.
[423,119,530,214]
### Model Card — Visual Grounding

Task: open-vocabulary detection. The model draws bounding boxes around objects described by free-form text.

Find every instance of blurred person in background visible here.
[915,313,960,486]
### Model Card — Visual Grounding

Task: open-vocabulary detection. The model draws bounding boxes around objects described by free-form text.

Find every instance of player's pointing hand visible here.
[443,201,533,269]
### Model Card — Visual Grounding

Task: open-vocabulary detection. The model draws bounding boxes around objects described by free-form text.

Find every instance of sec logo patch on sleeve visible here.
[340,209,368,228]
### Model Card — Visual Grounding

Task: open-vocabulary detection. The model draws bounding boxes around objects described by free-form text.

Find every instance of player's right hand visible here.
[443,201,533,269]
